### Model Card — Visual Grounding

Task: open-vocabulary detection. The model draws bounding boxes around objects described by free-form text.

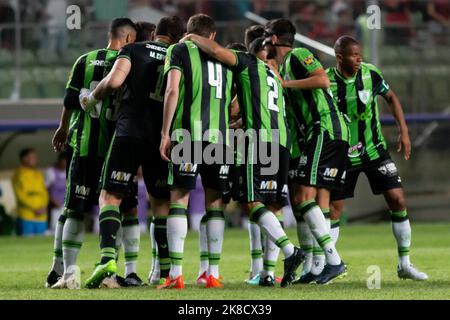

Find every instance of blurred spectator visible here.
[427,0,450,44]
[12,148,49,236]
[382,0,413,45]
[136,167,149,233]
[187,176,205,232]
[331,0,355,39]
[93,0,127,21]
[251,0,285,19]
[128,0,165,24]
[40,0,68,57]
[0,0,15,50]
[45,152,66,233]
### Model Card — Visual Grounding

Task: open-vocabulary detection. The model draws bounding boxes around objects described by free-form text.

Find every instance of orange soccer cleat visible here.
[206,275,223,288]
[156,275,184,289]
[196,271,208,286]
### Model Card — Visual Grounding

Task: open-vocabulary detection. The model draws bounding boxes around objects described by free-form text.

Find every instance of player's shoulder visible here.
[326,66,337,77]
[291,47,314,59]
[167,41,188,55]
[361,62,383,75]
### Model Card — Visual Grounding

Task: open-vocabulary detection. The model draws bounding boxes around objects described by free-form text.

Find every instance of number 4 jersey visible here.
[66,48,120,157]
[115,41,170,143]
[164,40,234,145]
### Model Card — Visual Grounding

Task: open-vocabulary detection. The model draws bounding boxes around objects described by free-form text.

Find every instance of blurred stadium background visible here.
[0,0,449,236]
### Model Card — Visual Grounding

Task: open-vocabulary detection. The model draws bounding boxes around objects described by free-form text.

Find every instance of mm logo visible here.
[75,185,90,196]
[260,180,277,190]
[324,168,339,178]
[281,184,288,193]
[219,165,230,175]
[180,163,198,173]
[111,171,132,182]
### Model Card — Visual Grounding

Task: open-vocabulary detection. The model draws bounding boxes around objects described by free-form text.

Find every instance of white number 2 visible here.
[208,61,222,99]
[266,76,279,112]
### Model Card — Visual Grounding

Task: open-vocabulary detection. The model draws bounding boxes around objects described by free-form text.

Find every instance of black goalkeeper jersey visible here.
[115,40,169,142]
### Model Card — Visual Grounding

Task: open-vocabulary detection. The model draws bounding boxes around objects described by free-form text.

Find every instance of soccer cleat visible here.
[293,272,319,284]
[123,273,144,287]
[259,275,275,287]
[206,275,223,288]
[316,262,347,285]
[50,277,67,289]
[275,276,282,284]
[157,275,184,289]
[244,274,260,285]
[100,275,122,289]
[45,270,61,288]
[148,269,160,285]
[281,247,306,288]
[397,264,428,281]
[196,271,208,286]
[84,260,117,289]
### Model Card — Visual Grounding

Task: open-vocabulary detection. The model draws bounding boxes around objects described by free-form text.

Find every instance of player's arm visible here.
[181,34,237,67]
[80,58,131,110]
[382,90,411,160]
[160,69,182,162]
[229,96,242,129]
[52,107,72,153]
[281,68,330,90]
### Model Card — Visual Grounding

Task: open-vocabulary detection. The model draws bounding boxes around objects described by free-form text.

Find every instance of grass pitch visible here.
[0,223,449,300]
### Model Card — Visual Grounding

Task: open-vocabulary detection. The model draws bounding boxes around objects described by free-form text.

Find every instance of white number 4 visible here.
[208,61,222,99]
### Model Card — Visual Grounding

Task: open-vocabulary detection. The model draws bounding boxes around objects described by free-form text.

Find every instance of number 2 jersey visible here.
[66,48,120,157]
[115,41,169,143]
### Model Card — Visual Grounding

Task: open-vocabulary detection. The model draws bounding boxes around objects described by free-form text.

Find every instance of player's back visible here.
[165,40,234,145]
[116,41,169,142]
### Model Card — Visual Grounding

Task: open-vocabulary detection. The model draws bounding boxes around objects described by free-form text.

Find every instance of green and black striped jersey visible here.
[164,40,234,145]
[327,62,390,166]
[286,106,302,159]
[231,51,290,149]
[66,48,121,157]
[280,48,349,143]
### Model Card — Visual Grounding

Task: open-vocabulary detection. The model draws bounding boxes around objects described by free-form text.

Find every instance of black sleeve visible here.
[66,55,86,93]
[63,88,81,110]
[233,51,252,73]
[117,43,133,62]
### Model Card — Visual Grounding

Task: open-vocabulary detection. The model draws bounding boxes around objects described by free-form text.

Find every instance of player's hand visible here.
[229,117,243,129]
[397,132,411,160]
[179,34,193,43]
[160,134,172,162]
[52,127,68,153]
[79,88,98,113]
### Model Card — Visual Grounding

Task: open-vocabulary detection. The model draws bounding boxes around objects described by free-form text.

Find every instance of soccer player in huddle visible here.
[179,19,306,288]
[264,18,348,284]
[46,18,138,289]
[80,16,185,289]
[327,36,428,280]
[159,14,234,289]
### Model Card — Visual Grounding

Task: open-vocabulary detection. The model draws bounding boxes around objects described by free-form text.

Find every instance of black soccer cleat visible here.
[293,272,319,284]
[281,247,306,288]
[316,262,347,285]
[259,275,275,287]
[45,270,61,288]
[123,273,144,287]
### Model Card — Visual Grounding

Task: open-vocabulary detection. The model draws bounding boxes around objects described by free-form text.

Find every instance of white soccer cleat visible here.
[65,272,81,289]
[397,264,429,281]
[51,277,68,289]
[148,270,161,285]
[100,276,121,289]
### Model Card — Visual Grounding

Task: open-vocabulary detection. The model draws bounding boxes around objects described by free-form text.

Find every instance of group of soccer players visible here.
[45,12,428,290]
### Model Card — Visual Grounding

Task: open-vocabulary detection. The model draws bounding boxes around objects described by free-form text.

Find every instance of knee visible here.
[330,201,344,220]
[387,193,407,212]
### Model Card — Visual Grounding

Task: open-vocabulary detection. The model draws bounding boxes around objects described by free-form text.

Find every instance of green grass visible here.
[1,223,449,300]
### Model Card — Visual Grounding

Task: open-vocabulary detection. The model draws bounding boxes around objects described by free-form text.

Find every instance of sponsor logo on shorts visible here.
[324,168,339,178]
[219,165,230,175]
[155,179,167,188]
[111,171,133,183]
[378,161,398,177]
[179,163,198,173]
[260,180,277,191]
[75,185,90,198]
[288,169,297,179]
[281,184,288,194]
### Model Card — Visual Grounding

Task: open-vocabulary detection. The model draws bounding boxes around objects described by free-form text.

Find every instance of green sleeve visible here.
[291,48,322,75]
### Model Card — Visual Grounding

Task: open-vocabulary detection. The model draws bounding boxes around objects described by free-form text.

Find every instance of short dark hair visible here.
[155,16,185,43]
[248,37,265,56]
[19,148,35,160]
[245,25,264,49]
[264,18,296,45]
[109,18,137,38]
[226,42,247,52]
[187,14,216,37]
[334,35,360,55]
[135,22,156,42]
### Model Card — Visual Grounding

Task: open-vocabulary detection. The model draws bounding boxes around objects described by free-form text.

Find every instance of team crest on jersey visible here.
[303,55,315,66]
[358,90,371,104]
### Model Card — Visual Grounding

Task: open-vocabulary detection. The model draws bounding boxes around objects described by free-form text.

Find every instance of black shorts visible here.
[222,163,241,204]
[288,156,301,186]
[65,154,137,213]
[238,142,289,207]
[101,135,170,199]
[295,131,348,191]
[331,151,403,201]
[168,142,231,192]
